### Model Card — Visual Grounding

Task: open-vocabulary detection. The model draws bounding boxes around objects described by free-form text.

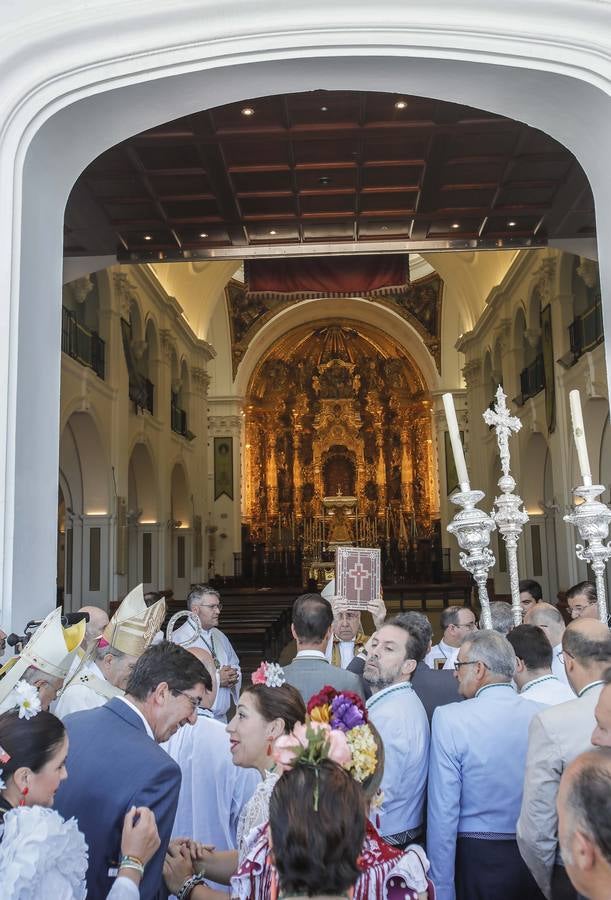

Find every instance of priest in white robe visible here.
[424,606,477,670]
[170,585,241,722]
[55,585,166,718]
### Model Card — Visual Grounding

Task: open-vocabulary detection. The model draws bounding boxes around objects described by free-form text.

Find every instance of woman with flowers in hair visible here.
[230,685,433,900]
[0,684,160,899]
[164,662,306,898]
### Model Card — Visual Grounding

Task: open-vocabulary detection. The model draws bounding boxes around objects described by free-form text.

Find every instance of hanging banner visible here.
[214,437,234,500]
[541,304,556,433]
[245,254,410,301]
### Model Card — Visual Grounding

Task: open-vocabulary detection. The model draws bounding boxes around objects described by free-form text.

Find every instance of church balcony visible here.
[569,302,604,361]
[129,377,154,415]
[61,306,105,379]
[171,401,187,436]
[519,353,545,403]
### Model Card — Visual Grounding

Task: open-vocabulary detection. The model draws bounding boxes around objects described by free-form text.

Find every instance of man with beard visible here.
[363,616,430,848]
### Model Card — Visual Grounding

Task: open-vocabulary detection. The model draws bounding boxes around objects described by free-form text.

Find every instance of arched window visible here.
[61,273,105,379]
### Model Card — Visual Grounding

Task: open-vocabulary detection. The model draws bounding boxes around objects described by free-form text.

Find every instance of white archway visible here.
[2,2,611,628]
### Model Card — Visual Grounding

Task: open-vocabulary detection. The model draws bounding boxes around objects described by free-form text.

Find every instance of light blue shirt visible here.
[426,682,544,900]
[366,681,430,836]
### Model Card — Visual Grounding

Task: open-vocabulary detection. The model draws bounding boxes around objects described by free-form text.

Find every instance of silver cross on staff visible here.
[483,385,528,625]
[483,386,522,475]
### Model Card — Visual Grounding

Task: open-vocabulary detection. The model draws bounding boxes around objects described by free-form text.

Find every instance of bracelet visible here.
[119,855,145,877]
[176,873,207,900]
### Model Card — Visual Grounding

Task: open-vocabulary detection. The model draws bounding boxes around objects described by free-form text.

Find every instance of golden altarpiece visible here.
[242,324,438,576]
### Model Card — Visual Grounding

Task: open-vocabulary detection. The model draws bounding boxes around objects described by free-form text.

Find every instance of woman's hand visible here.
[121,807,160,865]
[163,842,195,894]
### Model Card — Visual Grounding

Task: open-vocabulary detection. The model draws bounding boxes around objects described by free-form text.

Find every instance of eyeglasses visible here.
[558,650,574,665]
[570,603,594,617]
[201,603,222,611]
[172,689,201,711]
[454,660,490,671]
[455,621,477,631]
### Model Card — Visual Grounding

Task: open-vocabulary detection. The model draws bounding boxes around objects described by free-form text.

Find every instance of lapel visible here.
[104,696,148,735]
[332,630,368,666]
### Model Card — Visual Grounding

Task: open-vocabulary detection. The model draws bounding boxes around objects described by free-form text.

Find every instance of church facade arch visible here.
[1,1,611,624]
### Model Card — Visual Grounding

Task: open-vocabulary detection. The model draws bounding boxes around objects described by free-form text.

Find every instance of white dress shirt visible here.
[171,622,241,722]
[519,674,574,706]
[366,681,430,837]
[424,640,459,671]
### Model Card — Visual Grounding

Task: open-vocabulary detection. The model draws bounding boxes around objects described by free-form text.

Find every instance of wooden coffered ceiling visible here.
[64,90,595,261]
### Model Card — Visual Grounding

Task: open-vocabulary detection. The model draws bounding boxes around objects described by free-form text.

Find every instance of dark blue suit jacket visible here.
[55,697,181,900]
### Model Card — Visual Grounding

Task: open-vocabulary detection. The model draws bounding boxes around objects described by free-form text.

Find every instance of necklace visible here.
[199,629,221,669]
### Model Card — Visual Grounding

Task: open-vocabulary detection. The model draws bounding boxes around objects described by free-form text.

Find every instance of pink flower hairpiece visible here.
[0,744,10,791]
[251,661,285,688]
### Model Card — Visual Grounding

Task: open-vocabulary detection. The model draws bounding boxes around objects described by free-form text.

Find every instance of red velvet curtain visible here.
[245,254,409,300]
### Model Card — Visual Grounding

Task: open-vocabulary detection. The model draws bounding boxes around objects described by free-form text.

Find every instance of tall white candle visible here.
[569,389,592,485]
[442,393,470,491]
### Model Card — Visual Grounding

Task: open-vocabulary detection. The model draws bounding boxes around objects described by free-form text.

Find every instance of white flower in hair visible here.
[251,661,286,688]
[12,681,42,720]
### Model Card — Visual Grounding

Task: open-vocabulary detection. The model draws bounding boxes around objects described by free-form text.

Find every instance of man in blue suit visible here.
[55,642,213,900]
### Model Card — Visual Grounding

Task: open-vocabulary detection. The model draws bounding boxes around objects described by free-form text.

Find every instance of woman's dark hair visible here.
[242,683,305,733]
[126,641,212,700]
[0,709,65,780]
[270,759,366,895]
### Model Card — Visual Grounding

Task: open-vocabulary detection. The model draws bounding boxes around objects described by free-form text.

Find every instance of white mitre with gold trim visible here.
[0,608,86,705]
[101,583,165,657]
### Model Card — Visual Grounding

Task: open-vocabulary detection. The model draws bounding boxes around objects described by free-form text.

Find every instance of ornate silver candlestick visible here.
[483,387,528,626]
[447,489,496,629]
[564,483,611,623]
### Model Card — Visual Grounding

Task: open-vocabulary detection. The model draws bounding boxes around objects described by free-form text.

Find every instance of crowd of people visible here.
[0,577,610,900]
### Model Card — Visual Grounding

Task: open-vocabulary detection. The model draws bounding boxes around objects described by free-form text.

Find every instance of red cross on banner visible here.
[335,547,381,611]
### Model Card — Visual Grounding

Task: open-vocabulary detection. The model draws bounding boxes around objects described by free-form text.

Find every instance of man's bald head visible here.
[78,606,110,651]
[525,602,566,647]
[562,619,611,694]
[187,646,216,708]
[558,749,611,899]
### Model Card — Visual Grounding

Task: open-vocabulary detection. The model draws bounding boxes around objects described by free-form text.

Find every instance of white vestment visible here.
[54,661,120,719]
[424,640,459,671]
[170,623,241,722]
[163,711,259,892]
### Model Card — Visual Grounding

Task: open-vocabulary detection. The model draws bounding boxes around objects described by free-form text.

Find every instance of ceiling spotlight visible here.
[320,105,328,112]
[381,224,389,231]
[451,223,460,229]
[395,100,408,110]
[507,220,517,227]
[143,234,153,241]
[241,107,255,116]
[199,232,208,238]
[318,176,331,185]
[269,229,277,235]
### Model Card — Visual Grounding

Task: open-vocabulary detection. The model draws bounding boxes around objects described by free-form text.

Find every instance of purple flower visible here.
[330,694,365,732]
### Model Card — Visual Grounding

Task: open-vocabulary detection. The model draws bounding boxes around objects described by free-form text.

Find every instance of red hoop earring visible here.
[18,786,29,807]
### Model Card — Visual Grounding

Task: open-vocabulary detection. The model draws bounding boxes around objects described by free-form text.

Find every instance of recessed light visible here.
[241,107,255,117]
[143,234,152,241]
[320,105,328,112]
[381,225,389,231]
[269,229,277,235]
[318,176,331,186]
[508,220,517,227]
[451,223,460,229]
[199,232,208,238]
[395,100,408,110]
